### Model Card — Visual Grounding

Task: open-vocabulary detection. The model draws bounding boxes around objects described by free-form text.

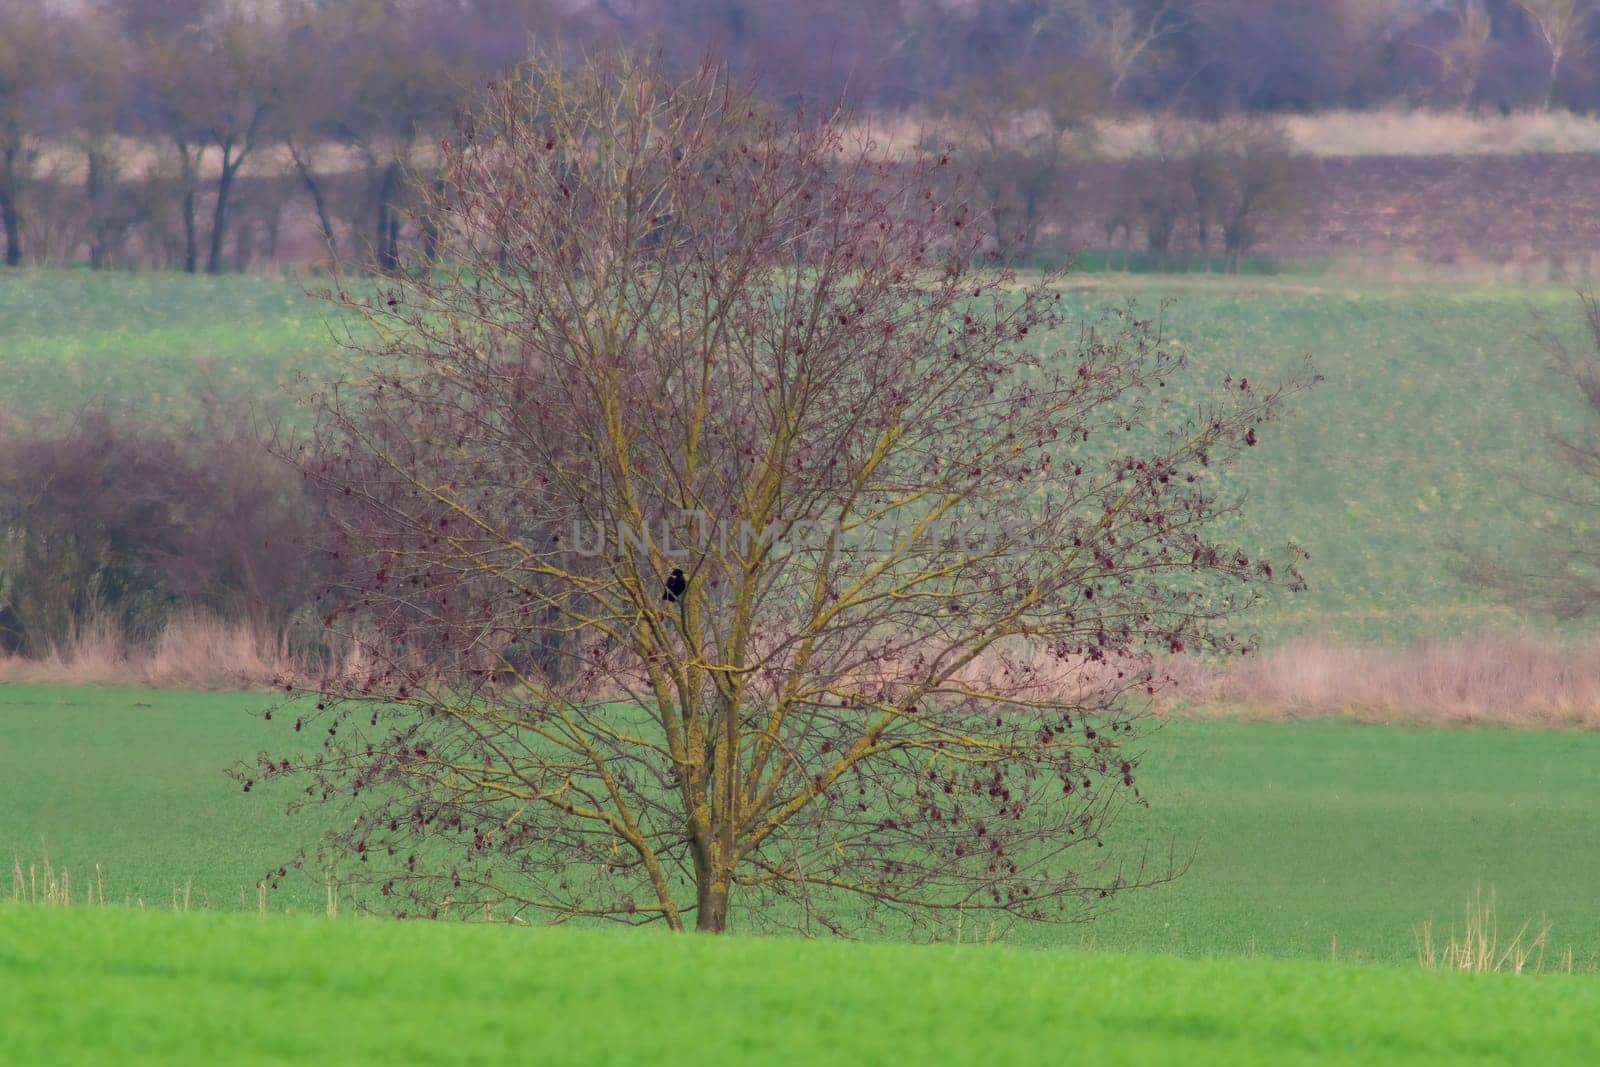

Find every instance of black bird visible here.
[662,568,686,603]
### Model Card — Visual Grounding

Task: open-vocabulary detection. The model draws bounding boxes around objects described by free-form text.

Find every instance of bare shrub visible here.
[0,405,325,660]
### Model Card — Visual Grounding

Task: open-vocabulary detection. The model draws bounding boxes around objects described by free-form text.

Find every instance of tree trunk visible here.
[375,201,388,271]
[235,217,253,272]
[1,145,22,267]
[86,149,106,270]
[179,142,198,274]
[420,176,445,263]
[207,147,239,275]
[290,144,337,256]
[265,199,281,262]
[1543,52,1562,112]
[695,878,729,932]
[0,192,20,267]
[182,189,198,273]
[1019,188,1040,265]
[693,701,741,934]
[376,160,401,273]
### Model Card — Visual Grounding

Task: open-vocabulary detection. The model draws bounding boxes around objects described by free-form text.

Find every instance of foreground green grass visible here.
[0,686,329,915]
[5,684,1596,968]
[4,270,1591,641]
[3,905,1595,1066]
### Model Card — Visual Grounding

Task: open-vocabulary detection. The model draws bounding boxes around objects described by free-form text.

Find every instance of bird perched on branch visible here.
[662,568,686,603]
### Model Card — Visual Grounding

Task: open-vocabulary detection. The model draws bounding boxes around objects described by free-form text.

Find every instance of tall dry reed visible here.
[1169,634,1600,727]
[0,611,357,690]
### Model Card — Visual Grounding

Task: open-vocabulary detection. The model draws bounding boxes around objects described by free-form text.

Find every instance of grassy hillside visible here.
[4,270,1592,642]
[5,684,1597,967]
[3,904,1596,1066]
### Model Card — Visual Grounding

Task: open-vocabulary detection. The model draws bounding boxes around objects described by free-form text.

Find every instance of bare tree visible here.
[1130,120,1195,269]
[138,28,212,273]
[324,0,465,273]
[275,3,344,260]
[197,3,282,274]
[937,68,1106,263]
[1064,0,1182,104]
[1511,0,1595,109]
[1448,0,1497,109]
[61,9,131,269]
[245,56,1306,935]
[1188,119,1303,273]
[0,2,55,267]
[134,1,282,274]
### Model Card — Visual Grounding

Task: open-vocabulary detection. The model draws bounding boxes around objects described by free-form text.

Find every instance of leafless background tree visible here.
[2,1,1599,273]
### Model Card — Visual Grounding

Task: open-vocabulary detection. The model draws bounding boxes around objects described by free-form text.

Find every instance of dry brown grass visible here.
[1276,108,1600,158]
[860,107,1600,160]
[8,852,291,915]
[5,613,1596,730]
[849,632,1600,728]
[10,853,106,908]
[0,612,332,690]
[1416,889,1575,975]
[1100,108,1600,158]
[1170,634,1600,728]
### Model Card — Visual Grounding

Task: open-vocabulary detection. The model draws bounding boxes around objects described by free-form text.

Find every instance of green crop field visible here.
[6,270,1600,1060]
[5,684,1598,969]
[4,269,1591,643]
[4,904,1596,1066]
[0,271,339,422]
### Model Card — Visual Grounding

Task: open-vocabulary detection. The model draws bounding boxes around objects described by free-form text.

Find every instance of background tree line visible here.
[2,0,1600,273]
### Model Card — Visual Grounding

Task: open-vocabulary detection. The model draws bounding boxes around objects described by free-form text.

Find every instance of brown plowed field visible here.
[1064,153,1600,269]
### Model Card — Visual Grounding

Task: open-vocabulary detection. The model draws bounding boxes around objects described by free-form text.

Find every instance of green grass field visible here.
[4,269,1591,642]
[5,684,1597,969]
[1123,278,1593,643]
[5,270,1600,1059]
[4,904,1596,1066]
[0,271,340,422]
